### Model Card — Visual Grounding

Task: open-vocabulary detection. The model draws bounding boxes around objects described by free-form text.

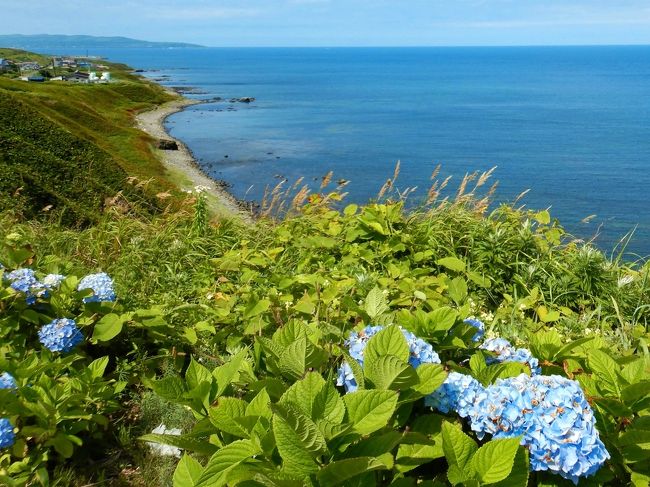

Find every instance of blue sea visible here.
[90,47,650,256]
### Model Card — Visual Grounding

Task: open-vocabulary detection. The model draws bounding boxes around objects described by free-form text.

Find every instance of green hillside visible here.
[0,54,178,225]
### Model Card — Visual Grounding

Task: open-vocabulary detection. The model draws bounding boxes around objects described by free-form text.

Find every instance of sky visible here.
[3,0,650,47]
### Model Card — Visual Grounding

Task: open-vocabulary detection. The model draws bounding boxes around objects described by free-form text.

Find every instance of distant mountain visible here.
[0,34,204,50]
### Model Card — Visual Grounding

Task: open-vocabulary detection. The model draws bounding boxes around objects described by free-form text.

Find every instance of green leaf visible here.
[194,440,260,487]
[365,355,418,391]
[364,287,389,319]
[272,404,326,476]
[279,337,309,380]
[588,349,622,395]
[87,356,109,379]
[173,454,203,487]
[469,437,521,484]
[447,277,468,305]
[92,313,124,342]
[536,306,561,323]
[208,397,249,438]
[344,389,398,435]
[149,376,188,403]
[214,349,247,397]
[621,381,650,406]
[186,357,213,391]
[441,422,477,473]
[246,388,272,419]
[396,443,444,473]
[491,446,529,487]
[281,372,345,425]
[535,210,551,224]
[552,336,595,361]
[244,299,270,319]
[427,307,458,333]
[436,257,466,273]
[365,325,409,363]
[317,457,389,485]
[411,364,447,396]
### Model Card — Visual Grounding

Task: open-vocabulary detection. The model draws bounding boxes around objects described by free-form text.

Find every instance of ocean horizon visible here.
[63,46,650,257]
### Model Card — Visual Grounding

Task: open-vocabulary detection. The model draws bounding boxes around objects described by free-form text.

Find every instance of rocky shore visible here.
[134,89,254,221]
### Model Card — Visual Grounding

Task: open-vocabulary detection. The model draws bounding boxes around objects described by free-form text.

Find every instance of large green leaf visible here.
[173,454,203,487]
[149,376,188,403]
[491,447,529,487]
[469,437,521,484]
[317,457,389,485]
[436,256,466,273]
[186,357,213,391]
[365,355,418,391]
[272,403,327,476]
[91,313,124,342]
[364,287,389,319]
[208,397,249,438]
[365,325,409,363]
[441,422,477,475]
[412,364,447,396]
[621,381,650,406]
[281,372,346,426]
[213,349,247,397]
[194,440,260,487]
[588,349,622,395]
[344,389,398,435]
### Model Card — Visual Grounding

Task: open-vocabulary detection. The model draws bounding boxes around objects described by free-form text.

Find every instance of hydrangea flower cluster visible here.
[425,371,485,418]
[38,318,84,353]
[469,374,609,484]
[480,337,541,375]
[0,372,17,390]
[464,317,485,342]
[0,418,15,448]
[3,268,66,305]
[336,325,441,392]
[429,371,609,484]
[78,273,116,303]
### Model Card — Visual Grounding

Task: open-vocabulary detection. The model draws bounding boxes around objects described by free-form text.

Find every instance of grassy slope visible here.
[0,52,185,224]
[0,47,50,65]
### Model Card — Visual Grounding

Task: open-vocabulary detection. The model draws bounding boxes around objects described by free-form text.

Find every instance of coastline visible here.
[135,88,253,222]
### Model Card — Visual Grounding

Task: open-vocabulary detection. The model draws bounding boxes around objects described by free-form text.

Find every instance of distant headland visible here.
[0,34,204,50]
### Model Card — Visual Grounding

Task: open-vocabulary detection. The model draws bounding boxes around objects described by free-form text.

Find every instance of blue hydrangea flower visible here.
[336,325,440,392]
[465,374,609,484]
[464,318,485,342]
[480,337,541,375]
[38,318,84,353]
[0,418,15,448]
[426,372,486,418]
[78,273,116,303]
[0,372,17,390]
[3,268,49,304]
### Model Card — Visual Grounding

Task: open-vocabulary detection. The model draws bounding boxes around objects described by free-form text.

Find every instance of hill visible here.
[0,34,204,51]
[0,53,181,225]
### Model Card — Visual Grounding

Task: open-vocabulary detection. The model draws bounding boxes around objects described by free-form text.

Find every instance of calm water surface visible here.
[90,47,650,256]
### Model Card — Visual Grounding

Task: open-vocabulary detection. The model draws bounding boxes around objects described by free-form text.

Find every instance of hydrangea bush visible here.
[0,261,125,485]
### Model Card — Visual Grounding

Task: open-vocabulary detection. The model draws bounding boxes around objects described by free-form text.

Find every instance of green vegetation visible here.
[0,53,182,225]
[1,189,649,486]
[0,48,50,67]
[0,48,648,487]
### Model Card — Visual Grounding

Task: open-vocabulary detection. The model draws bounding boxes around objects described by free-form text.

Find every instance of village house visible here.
[17,61,41,72]
[0,59,13,71]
